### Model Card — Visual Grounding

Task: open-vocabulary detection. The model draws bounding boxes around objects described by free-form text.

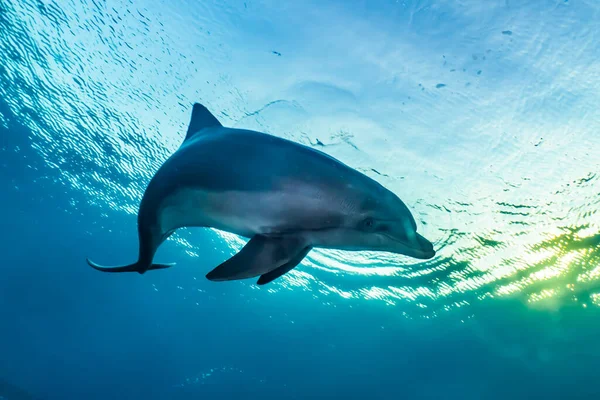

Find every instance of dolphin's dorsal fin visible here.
[184,103,222,141]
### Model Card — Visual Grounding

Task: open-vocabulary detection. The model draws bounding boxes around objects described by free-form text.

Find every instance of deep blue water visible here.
[2,0,600,399]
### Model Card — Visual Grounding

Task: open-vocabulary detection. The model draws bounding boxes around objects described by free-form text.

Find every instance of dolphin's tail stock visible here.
[86,258,175,274]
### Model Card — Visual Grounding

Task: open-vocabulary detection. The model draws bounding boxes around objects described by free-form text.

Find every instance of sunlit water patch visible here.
[1,0,600,318]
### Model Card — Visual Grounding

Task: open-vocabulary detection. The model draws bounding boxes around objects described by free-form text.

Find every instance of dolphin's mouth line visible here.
[382,233,415,247]
[382,233,436,259]
[266,228,435,259]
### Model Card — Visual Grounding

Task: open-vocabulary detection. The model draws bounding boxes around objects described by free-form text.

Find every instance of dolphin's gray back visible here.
[165,127,369,193]
[178,128,358,191]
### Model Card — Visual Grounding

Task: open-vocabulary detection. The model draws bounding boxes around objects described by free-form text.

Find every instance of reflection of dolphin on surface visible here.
[87,103,435,284]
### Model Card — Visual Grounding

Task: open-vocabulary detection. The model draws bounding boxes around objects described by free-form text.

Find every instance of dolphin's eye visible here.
[363,217,375,230]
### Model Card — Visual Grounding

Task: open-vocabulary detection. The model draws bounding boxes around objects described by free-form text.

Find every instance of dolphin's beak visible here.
[394,231,435,259]
[385,230,436,259]
[411,232,436,259]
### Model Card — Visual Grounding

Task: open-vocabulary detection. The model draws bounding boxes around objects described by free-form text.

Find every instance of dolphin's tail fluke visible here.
[86,258,175,274]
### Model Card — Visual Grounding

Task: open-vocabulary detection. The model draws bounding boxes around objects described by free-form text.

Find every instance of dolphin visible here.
[87,103,435,284]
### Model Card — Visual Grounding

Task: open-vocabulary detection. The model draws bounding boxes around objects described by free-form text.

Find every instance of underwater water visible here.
[1,0,600,398]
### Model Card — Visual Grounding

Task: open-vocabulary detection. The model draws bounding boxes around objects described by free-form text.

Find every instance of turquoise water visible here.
[1,0,600,399]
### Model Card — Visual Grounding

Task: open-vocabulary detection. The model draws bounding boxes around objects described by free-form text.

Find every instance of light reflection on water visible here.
[1,0,600,318]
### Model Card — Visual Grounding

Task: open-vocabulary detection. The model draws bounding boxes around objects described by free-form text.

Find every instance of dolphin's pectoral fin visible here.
[206,235,307,282]
[86,258,175,274]
[257,246,312,285]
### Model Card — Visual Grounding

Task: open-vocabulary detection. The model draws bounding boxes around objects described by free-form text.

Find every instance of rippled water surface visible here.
[1,0,600,398]
[3,0,599,317]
